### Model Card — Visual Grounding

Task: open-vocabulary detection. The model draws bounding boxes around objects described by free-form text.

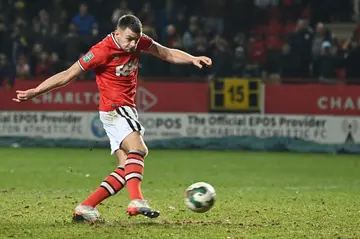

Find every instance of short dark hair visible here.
[117,15,142,34]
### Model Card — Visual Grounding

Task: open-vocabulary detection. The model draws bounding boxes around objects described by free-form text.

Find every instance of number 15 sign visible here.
[210,78,262,113]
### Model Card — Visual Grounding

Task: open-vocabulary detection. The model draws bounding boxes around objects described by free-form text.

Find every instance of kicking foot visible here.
[72,204,104,223]
[127,199,160,219]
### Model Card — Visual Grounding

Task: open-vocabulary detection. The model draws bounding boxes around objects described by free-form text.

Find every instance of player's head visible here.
[115,15,142,52]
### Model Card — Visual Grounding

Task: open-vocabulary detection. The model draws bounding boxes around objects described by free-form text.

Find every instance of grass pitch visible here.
[0,148,359,239]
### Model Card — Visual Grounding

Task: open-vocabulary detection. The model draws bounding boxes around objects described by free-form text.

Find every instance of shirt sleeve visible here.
[77,46,107,71]
[137,34,154,52]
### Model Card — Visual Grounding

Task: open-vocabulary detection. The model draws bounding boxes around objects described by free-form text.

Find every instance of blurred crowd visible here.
[0,0,359,88]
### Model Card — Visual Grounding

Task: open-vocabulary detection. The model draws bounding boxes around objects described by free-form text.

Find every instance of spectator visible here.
[157,0,176,33]
[248,35,267,69]
[72,3,96,36]
[161,24,180,48]
[266,34,283,80]
[280,43,300,77]
[0,54,9,88]
[31,10,54,53]
[8,25,28,86]
[287,19,313,78]
[311,22,332,78]
[16,55,30,79]
[318,41,337,82]
[0,17,9,54]
[111,0,132,26]
[49,52,64,75]
[83,23,102,49]
[203,0,226,35]
[284,20,297,35]
[209,35,231,77]
[138,2,155,27]
[182,23,198,52]
[142,25,158,40]
[344,39,360,79]
[232,46,247,77]
[38,9,51,36]
[35,52,51,78]
[173,11,187,36]
[266,18,283,37]
[233,32,246,49]
[28,43,43,77]
[50,0,68,33]
[57,10,69,34]
[62,23,81,67]
[0,0,360,81]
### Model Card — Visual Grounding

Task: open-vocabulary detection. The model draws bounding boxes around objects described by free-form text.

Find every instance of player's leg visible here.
[121,131,160,218]
[73,149,128,223]
[122,132,148,201]
[116,148,127,166]
[79,149,127,207]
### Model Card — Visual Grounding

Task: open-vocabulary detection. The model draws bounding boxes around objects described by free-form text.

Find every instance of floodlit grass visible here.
[0,148,359,239]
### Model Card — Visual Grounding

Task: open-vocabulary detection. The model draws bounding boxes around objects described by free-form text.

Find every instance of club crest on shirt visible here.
[83,51,94,63]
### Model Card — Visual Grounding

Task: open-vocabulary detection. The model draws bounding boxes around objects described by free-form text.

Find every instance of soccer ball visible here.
[184,182,216,213]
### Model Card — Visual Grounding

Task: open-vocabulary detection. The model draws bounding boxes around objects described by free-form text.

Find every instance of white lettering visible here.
[330,97,342,109]
[94,93,100,105]
[65,92,73,103]
[54,92,63,103]
[317,97,327,109]
[116,59,138,76]
[32,97,40,104]
[83,92,92,104]
[43,93,53,103]
[344,97,355,110]
[318,97,360,110]
[29,92,100,105]
[75,93,83,104]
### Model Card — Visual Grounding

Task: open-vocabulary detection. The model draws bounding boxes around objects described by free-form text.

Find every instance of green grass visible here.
[0,148,359,239]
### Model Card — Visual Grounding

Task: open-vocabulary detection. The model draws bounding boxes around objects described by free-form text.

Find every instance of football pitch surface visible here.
[0,148,359,239]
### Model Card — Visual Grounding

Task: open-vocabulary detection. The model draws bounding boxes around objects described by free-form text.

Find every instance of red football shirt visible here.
[77,32,153,111]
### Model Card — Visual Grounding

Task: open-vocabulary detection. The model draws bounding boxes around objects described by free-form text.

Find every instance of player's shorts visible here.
[99,106,145,155]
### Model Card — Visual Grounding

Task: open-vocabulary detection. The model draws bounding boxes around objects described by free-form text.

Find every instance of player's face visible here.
[116,28,141,52]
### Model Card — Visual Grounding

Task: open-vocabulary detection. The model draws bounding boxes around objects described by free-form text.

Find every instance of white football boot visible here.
[72,204,104,223]
[126,199,160,218]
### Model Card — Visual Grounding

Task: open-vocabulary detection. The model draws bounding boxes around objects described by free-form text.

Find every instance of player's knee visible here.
[139,145,148,157]
[122,132,148,156]
[129,146,148,158]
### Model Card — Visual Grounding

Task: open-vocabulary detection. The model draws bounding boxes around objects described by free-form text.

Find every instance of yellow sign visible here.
[210,78,261,112]
[223,79,249,109]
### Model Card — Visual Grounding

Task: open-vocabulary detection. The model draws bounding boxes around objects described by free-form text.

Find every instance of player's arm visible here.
[13,62,83,102]
[13,47,104,103]
[148,42,212,69]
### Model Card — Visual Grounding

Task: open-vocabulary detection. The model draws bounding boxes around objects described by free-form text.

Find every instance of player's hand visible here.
[12,88,38,102]
[192,56,212,69]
